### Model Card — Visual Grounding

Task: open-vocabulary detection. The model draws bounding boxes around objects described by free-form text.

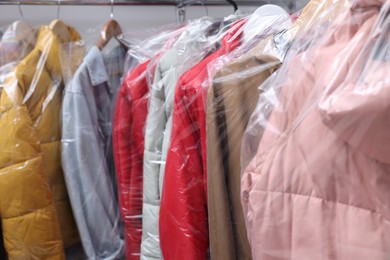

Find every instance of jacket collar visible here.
[34,22,81,78]
[219,19,247,53]
[85,46,109,86]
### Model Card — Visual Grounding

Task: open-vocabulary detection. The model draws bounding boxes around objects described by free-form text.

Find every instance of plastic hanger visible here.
[49,0,72,41]
[242,4,292,45]
[226,0,238,13]
[97,0,127,50]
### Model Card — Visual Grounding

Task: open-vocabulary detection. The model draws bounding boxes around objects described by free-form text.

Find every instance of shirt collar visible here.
[34,22,81,78]
[35,21,80,52]
[84,46,109,86]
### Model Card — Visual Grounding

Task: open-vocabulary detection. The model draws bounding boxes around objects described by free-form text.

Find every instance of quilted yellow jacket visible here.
[0,21,80,259]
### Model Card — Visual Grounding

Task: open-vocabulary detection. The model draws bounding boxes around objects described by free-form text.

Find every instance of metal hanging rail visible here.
[0,0,260,6]
[0,0,301,23]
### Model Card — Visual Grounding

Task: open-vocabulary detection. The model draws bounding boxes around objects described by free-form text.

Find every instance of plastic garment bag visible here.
[159,18,251,260]
[0,21,38,99]
[0,21,39,260]
[112,24,185,260]
[205,1,350,257]
[59,24,182,260]
[141,17,229,260]
[205,12,294,260]
[0,20,81,259]
[0,21,37,68]
[60,35,127,259]
[241,0,390,259]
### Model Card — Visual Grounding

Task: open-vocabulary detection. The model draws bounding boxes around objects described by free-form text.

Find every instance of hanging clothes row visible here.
[0,0,389,259]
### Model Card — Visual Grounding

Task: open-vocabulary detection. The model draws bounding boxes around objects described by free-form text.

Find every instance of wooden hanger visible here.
[97,19,126,50]
[98,0,127,51]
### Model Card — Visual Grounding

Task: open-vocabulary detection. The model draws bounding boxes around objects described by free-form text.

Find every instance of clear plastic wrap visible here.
[60,38,127,259]
[158,18,251,260]
[0,20,40,260]
[157,7,311,259]
[58,25,179,260]
[3,1,388,259]
[120,23,184,76]
[241,0,390,259]
[0,20,82,259]
[0,21,37,68]
[205,9,294,260]
[111,25,185,260]
[0,18,181,260]
[141,17,226,259]
[204,4,352,258]
[157,11,296,258]
[0,21,38,98]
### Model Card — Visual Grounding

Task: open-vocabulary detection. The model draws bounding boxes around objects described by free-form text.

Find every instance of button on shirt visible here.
[61,46,125,260]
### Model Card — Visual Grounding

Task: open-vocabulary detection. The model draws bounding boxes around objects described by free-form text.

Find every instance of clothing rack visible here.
[0,0,262,6]
[0,0,299,24]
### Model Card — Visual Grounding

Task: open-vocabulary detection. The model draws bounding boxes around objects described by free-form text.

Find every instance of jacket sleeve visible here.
[61,81,124,259]
[159,83,208,260]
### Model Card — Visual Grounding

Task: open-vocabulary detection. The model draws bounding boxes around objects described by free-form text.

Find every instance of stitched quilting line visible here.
[248,187,389,219]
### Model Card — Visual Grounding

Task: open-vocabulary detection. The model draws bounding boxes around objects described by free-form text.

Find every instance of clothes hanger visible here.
[206,0,243,38]
[13,0,30,31]
[97,0,127,51]
[226,0,238,13]
[13,0,30,32]
[200,0,209,17]
[242,4,292,45]
[18,0,24,20]
[49,0,72,41]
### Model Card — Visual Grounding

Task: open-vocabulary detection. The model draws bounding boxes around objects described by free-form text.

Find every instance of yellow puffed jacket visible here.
[0,20,80,259]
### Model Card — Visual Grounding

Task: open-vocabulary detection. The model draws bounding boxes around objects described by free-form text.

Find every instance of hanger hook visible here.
[18,0,24,20]
[200,0,208,17]
[57,0,61,19]
[226,0,238,12]
[110,0,114,19]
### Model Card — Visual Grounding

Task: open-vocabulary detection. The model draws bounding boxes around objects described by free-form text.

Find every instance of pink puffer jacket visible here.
[241,1,390,259]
